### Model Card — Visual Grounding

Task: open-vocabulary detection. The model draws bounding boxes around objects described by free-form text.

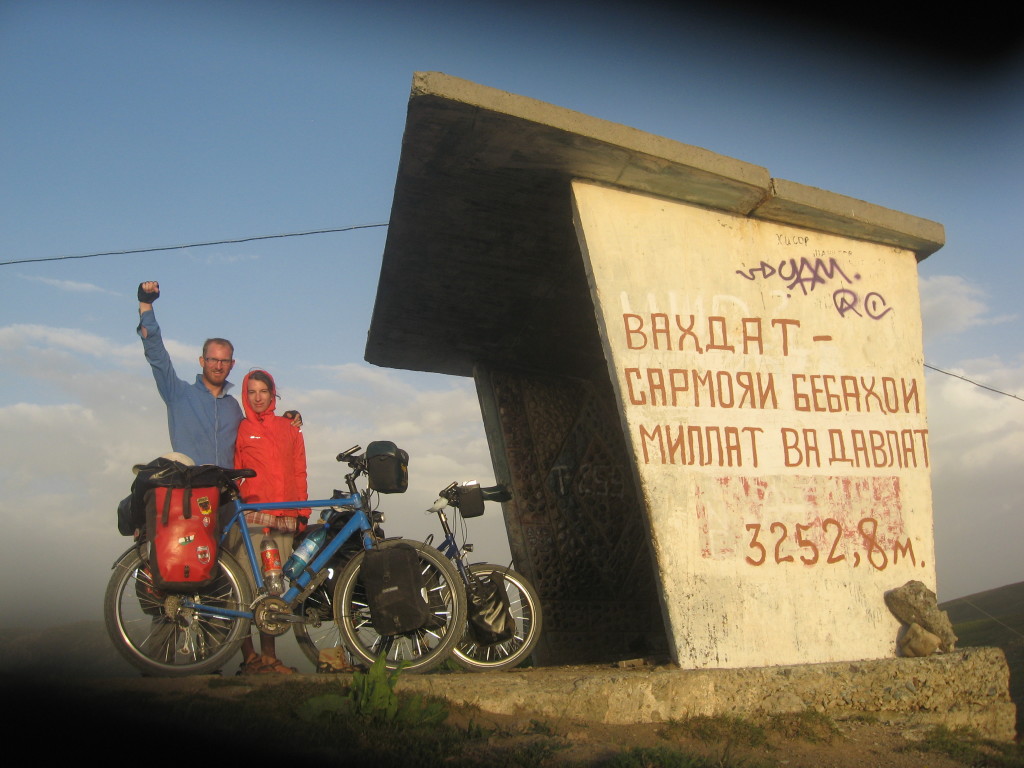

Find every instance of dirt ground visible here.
[20,669,1014,767]
[443,705,994,767]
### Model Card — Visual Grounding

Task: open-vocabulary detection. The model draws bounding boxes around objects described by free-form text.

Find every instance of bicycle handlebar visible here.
[430,481,512,513]
[482,484,512,503]
[336,445,362,463]
[218,468,256,480]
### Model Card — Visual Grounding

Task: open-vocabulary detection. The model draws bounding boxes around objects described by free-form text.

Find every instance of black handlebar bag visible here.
[364,441,409,494]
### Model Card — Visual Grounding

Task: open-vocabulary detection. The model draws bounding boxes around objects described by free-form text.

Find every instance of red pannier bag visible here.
[146,486,221,591]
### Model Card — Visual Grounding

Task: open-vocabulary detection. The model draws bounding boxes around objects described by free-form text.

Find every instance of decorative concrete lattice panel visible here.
[478,368,668,665]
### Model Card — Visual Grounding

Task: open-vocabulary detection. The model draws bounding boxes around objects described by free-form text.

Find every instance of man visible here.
[137,280,299,466]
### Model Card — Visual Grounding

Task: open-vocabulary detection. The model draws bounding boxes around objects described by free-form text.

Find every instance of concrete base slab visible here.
[396,648,1015,741]
[84,648,1015,743]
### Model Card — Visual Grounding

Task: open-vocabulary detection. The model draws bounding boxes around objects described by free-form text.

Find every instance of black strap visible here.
[160,488,172,526]
[159,486,194,524]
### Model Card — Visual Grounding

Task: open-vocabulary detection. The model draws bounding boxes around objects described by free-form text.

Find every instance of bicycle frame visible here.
[421,481,543,671]
[426,481,511,580]
[107,443,472,676]
[180,492,376,622]
[430,506,472,580]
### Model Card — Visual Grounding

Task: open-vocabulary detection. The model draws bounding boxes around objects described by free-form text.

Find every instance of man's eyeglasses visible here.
[203,357,234,366]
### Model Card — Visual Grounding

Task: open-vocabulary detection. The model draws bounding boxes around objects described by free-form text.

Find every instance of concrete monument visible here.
[366,72,945,670]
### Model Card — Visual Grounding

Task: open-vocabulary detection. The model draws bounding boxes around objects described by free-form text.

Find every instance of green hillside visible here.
[942,581,1024,640]
[941,581,1024,735]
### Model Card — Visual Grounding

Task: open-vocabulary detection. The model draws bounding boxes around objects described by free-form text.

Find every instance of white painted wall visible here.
[573,180,935,669]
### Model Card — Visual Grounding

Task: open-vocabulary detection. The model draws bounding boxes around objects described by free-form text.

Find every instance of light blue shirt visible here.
[138,310,242,467]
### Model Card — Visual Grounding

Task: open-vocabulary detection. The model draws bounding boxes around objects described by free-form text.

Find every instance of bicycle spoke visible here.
[335,540,467,673]
[452,565,542,672]
[106,549,251,676]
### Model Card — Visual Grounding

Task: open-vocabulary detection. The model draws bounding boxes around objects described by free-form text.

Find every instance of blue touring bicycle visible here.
[105,444,467,676]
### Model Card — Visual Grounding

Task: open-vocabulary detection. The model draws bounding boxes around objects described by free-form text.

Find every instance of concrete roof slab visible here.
[366,73,945,377]
[752,178,946,260]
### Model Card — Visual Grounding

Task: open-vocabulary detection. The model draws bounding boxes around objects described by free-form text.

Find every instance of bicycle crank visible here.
[253,596,296,636]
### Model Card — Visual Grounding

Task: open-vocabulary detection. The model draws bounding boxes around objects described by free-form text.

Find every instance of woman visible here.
[233,368,308,674]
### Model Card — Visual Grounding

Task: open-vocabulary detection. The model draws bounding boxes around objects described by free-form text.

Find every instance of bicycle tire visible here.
[293,571,345,668]
[334,539,467,673]
[104,546,252,677]
[452,564,543,671]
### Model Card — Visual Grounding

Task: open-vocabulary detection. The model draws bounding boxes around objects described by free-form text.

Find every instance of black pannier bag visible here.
[116,494,137,537]
[364,441,409,494]
[117,457,187,537]
[467,571,516,645]
[361,543,430,635]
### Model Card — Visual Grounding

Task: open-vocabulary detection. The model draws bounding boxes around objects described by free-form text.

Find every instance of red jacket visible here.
[234,370,308,523]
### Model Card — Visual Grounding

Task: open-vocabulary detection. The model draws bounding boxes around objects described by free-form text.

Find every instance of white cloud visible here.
[0,323,201,385]
[925,355,1024,598]
[919,275,1015,339]
[0,332,506,629]
[311,362,421,394]
[17,274,119,295]
[0,392,168,627]
[293,365,502,548]
[0,324,137,363]
[7,316,1018,625]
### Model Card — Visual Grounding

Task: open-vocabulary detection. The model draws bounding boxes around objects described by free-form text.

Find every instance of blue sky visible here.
[1,0,1021,635]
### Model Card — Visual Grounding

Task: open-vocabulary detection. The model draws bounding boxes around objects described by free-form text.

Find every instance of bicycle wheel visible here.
[334,539,467,673]
[293,572,345,668]
[452,564,543,671]
[104,546,252,676]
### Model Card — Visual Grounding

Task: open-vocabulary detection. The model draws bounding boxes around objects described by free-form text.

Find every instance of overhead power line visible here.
[949,594,1024,641]
[3,225,1021,404]
[924,364,1023,403]
[0,223,389,266]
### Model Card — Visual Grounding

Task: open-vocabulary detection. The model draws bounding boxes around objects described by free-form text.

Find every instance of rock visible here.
[613,658,648,668]
[884,581,957,652]
[899,623,942,657]
[316,647,354,673]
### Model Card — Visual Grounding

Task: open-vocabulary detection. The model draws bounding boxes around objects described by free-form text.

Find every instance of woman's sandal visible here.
[255,658,298,675]
[236,654,264,676]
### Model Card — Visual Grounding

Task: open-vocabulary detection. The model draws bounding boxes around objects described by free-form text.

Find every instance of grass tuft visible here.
[603,743,775,768]
[765,710,840,743]
[660,715,768,748]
